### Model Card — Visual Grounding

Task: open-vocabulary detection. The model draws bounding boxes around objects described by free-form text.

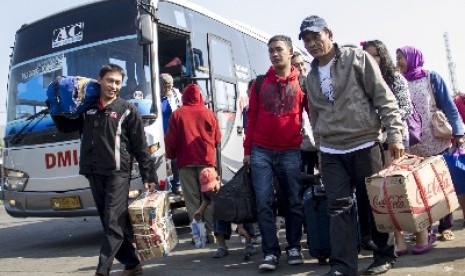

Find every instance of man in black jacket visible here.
[79,64,157,276]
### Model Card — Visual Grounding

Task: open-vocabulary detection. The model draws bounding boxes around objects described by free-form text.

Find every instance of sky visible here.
[1,0,464,126]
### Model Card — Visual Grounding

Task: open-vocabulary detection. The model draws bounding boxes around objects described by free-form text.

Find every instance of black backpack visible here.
[213,164,257,223]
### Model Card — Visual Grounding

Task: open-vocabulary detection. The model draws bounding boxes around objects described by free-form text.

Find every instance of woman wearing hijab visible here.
[395,45,465,255]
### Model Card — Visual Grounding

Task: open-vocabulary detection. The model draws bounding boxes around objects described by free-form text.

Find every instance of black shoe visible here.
[361,240,379,251]
[364,261,392,275]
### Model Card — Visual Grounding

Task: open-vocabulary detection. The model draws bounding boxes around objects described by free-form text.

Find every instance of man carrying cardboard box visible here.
[298,15,404,276]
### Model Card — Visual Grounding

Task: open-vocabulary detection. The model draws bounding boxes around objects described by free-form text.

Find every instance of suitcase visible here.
[302,174,360,262]
[303,179,331,261]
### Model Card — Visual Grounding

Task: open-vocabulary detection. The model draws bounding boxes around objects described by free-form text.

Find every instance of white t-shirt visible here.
[318,57,336,102]
[317,57,375,154]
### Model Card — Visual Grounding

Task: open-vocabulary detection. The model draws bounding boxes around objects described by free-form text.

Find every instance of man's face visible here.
[291,55,307,76]
[162,82,173,96]
[302,29,333,61]
[98,71,123,101]
[268,40,293,70]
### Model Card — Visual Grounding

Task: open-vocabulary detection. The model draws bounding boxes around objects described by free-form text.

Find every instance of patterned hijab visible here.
[398,46,428,81]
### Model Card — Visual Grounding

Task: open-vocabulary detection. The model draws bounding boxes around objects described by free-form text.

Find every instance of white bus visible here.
[2,0,309,217]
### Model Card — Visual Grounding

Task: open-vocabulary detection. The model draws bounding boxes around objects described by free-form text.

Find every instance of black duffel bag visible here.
[213,164,257,223]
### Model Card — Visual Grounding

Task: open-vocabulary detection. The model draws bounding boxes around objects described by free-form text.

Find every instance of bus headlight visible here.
[3,169,29,191]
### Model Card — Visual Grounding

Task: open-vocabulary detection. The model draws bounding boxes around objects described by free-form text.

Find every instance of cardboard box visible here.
[128,192,178,260]
[128,192,169,228]
[133,213,178,260]
[366,155,459,233]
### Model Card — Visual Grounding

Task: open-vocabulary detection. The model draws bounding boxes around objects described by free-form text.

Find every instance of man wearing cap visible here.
[298,16,405,275]
[243,35,306,271]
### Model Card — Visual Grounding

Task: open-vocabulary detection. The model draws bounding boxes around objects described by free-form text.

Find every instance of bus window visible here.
[209,37,234,79]
[243,36,270,77]
[214,80,235,112]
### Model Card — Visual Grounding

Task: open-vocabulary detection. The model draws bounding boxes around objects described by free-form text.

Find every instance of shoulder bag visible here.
[427,73,452,139]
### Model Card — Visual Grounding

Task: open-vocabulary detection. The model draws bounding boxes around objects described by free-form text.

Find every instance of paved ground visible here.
[1,204,465,275]
[139,209,465,276]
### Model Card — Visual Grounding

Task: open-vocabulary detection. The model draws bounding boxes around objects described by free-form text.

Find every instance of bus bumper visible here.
[2,188,98,218]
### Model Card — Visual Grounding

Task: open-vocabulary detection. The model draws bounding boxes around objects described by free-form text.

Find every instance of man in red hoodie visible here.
[243,35,306,271]
[165,84,221,243]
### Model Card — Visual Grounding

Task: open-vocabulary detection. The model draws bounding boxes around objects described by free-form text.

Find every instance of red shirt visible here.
[454,95,465,123]
[244,66,306,155]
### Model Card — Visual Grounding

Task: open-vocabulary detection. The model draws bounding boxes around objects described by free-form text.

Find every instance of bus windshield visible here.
[7,36,152,122]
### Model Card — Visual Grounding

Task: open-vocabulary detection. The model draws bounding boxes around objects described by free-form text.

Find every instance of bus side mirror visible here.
[137,14,153,45]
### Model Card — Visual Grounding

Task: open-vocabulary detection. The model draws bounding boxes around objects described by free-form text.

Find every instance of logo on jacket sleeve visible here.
[86,109,97,115]
[107,111,118,119]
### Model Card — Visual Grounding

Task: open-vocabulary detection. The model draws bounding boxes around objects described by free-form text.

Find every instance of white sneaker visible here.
[287,248,303,265]
[259,254,279,271]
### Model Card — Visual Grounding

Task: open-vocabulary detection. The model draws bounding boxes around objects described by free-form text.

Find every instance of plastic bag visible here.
[443,147,465,195]
[191,219,207,248]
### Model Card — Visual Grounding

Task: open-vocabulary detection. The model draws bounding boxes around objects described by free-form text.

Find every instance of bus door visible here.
[206,34,238,179]
[158,25,191,91]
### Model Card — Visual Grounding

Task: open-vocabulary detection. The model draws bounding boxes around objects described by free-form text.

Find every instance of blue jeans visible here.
[250,146,303,258]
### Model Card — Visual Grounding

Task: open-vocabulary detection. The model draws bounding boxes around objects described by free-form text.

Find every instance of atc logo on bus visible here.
[45,150,79,169]
[52,22,84,48]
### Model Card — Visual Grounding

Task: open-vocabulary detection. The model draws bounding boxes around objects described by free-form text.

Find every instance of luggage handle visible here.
[377,154,423,178]
[386,154,424,172]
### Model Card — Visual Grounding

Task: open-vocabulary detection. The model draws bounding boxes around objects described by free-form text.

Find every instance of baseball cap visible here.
[298,15,328,40]
[199,167,219,193]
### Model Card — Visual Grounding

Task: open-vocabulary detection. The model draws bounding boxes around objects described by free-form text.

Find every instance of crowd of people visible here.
[168,15,463,276]
[62,13,465,276]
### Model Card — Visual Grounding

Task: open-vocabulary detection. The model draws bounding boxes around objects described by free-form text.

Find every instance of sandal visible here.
[412,234,435,255]
[395,249,409,256]
[439,229,455,241]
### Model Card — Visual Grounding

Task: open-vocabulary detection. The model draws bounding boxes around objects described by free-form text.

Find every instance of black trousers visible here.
[321,144,395,276]
[87,174,139,275]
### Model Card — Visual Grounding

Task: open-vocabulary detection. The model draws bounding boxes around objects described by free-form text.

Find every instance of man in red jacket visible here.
[243,35,306,271]
[165,84,221,243]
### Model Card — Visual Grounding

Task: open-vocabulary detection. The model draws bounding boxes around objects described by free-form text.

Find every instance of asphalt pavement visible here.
[1,204,465,275]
